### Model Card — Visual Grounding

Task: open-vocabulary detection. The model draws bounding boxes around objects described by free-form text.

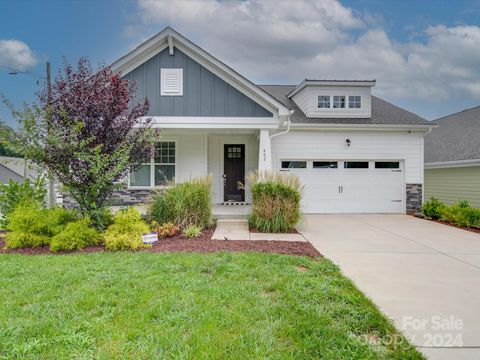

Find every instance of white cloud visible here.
[133,0,480,102]
[0,39,37,71]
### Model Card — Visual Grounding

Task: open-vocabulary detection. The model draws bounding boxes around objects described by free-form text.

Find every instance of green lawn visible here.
[0,252,422,359]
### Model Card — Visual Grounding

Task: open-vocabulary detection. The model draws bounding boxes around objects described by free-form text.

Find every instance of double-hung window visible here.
[333,95,346,108]
[318,96,330,108]
[349,96,361,108]
[129,141,176,188]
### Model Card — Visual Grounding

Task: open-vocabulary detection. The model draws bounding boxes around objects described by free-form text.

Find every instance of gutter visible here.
[425,159,480,169]
[270,110,294,139]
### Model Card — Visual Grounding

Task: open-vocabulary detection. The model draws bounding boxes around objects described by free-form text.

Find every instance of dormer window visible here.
[349,96,361,108]
[318,95,330,108]
[333,96,346,108]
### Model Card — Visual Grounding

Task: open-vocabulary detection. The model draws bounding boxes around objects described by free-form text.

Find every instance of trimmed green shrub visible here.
[440,200,480,228]
[148,176,212,228]
[183,225,202,238]
[104,207,150,251]
[420,197,445,220]
[50,218,101,252]
[248,171,302,233]
[4,204,77,249]
[0,177,46,227]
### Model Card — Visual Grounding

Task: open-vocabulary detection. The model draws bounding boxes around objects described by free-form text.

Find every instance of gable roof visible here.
[258,85,432,127]
[111,27,290,118]
[425,106,480,164]
[0,156,39,180]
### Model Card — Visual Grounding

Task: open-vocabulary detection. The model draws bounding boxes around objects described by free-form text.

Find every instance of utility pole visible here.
[46,61,56,208]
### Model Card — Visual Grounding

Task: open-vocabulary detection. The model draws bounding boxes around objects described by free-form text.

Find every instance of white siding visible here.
[292,86,372,118]
[271,130,423,184]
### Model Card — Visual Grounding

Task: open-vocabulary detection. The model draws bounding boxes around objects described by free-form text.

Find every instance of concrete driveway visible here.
[298,214,480,360]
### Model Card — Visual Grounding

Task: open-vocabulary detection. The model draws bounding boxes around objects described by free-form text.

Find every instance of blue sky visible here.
[1,0,480,127]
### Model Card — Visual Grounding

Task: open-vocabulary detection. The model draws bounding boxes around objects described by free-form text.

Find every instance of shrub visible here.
[148,176,212,228]
[183,225,202,238]
[0,177,47,227]
[50,218,101,252]
[440,200,480,228]
[420,198,445,220]
[248,171,302,233]
[152,222,179,238]
[104,207,150,251]
[4,204,77,249]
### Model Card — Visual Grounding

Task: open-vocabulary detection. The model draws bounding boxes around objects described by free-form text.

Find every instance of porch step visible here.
[212,204,252,220]
[212,219,249,240]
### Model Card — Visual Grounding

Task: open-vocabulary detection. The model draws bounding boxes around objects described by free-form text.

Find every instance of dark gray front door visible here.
[223,144,245,202]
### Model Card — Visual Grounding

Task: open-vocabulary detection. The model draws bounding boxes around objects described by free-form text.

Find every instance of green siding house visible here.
[424,107,480,207]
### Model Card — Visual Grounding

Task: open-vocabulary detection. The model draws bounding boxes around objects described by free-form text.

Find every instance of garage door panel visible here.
[285,160,404,214]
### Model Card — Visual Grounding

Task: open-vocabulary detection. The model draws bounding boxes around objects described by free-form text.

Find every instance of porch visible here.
[127,128,273,206]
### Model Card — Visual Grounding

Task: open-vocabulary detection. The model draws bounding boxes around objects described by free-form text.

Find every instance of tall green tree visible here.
[3,58,153,227]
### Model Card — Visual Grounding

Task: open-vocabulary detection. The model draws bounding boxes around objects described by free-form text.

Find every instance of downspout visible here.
[270,110,294,139]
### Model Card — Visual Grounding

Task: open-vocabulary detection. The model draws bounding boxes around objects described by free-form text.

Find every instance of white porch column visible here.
[258,129,272,171]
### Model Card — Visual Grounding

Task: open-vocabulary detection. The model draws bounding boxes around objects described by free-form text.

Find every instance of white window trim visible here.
[333,95,346,109]
[160,68,183,96]
[128,140,178,189]
[348,95,361,109]
[317,95,331,109]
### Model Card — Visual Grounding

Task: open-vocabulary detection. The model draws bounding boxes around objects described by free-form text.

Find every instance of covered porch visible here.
[128,128,274,205]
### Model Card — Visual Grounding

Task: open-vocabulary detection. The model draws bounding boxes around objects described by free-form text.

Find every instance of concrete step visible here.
[216,219,249,228]
[212,219,249,240]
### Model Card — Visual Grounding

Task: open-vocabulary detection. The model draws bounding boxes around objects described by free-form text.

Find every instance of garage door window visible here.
[375,161,400,169]
[344,161,369,169]
[313,161,338,168]
[281,161,307,169]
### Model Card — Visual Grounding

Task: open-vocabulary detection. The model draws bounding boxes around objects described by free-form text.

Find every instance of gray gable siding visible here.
[124,48,272,117]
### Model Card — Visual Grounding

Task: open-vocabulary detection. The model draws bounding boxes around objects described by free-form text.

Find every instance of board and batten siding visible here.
[123,47,272,118]
[271,131,424,184]
[425,166,480,208]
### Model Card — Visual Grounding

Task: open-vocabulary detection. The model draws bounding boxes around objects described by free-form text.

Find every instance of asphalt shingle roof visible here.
[257,85,431,126]
[424,106,480,163]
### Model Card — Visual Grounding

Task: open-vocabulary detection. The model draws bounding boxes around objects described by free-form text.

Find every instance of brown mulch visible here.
[414,215,480,235]
[0,229,321,258]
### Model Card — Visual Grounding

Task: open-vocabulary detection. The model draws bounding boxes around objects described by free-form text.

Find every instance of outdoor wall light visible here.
[346,138,351,147]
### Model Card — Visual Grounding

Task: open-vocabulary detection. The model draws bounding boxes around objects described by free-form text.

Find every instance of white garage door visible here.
[280,160,404,213]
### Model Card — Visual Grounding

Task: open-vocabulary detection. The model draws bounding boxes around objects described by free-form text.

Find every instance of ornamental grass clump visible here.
[148,176,212,229]
[103,207,150,251]
[247,171,303,233]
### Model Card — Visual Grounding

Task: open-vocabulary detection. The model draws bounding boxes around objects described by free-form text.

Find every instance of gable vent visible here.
[161,68,183,96]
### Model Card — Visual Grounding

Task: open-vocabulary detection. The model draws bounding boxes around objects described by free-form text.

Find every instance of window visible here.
[281,161,307,169]
[375,161,400,169]
[130,141,176,187]
[333,96,346,108]
[227,146,242,159]
[313,161,338,168]
[344,161,369,169]
[318,95,330,108]
[349,96,361,108]
[160,68,183,96]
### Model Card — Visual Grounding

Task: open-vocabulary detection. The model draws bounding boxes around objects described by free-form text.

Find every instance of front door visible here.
[223,144,245,202]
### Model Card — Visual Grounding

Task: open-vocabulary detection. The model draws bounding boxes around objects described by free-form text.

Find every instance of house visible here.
[107,27,434,214]
[424,106,480,207]
[0,156,38,184]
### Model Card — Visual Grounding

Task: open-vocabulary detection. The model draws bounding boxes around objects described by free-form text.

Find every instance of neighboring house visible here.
[99,27,433,214]
[0,156,38,184]
[424,106,480,207]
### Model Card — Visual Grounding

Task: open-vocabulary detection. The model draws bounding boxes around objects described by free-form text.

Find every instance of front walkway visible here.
[298,214,480,360]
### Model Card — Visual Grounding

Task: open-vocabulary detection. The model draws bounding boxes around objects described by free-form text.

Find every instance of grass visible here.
[0,252,423,359]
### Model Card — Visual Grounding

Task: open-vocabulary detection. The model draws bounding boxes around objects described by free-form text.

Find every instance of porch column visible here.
[258,129,272,172]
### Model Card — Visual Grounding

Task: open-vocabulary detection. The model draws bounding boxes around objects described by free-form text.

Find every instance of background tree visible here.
[4,58,153,227]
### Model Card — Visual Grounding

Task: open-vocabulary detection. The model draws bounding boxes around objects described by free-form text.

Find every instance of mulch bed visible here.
[0,229,321,258]
[414,215,480,235]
